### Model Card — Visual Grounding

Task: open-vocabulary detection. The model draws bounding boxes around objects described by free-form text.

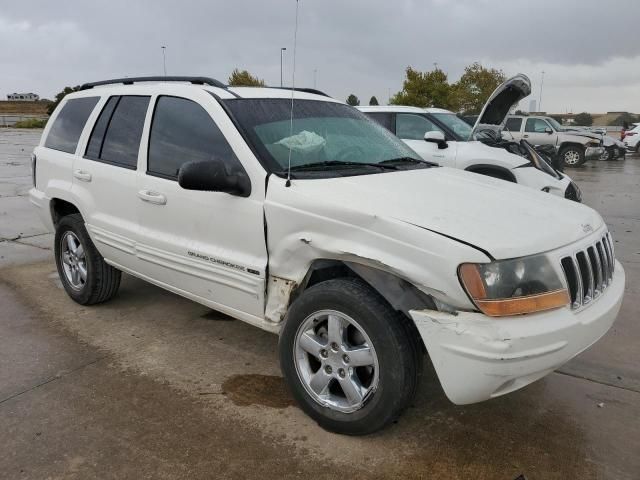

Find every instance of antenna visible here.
[285,0,300,188]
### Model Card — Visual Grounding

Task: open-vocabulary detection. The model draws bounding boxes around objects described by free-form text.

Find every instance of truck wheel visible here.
[560,146,585,167]
[599,148,610,161]
[54,213,121,305]
[279,278,422,435]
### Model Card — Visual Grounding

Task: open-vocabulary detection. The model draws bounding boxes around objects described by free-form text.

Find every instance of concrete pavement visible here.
[0,128,638,479]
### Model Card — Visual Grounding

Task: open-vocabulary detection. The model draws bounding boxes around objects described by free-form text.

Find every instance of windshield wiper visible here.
[380,156,438,167]
[288,160,399,171]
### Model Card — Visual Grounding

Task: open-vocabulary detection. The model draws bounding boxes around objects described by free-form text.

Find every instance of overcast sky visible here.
[2,0,639,113]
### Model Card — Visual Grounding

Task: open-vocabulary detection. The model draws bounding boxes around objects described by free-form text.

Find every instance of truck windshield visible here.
[223,98,425,176]
[429,112,473,140]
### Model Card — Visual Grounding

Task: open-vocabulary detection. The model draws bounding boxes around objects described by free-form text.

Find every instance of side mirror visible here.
[424,130,448,149]
[545,127,553,134]
[178,159,251,197]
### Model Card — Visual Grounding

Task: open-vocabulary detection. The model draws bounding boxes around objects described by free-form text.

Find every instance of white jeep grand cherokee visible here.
[30,77,625,435]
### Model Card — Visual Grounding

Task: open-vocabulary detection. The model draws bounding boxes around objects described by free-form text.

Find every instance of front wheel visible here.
[279,278,422,435]
[560,146,586,167]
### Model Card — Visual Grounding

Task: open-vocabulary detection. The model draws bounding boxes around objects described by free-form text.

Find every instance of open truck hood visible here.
[277,167,602,260]
[470,74,531,139]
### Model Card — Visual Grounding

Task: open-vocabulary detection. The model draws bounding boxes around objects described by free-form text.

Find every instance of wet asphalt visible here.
[0,128,638,479]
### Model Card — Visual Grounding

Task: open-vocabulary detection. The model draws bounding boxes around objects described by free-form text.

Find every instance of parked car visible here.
[504,115,604,167]
[623,124,640,153]
[599,135,627,160]
[30,76,625,435]
[359,75,581,201]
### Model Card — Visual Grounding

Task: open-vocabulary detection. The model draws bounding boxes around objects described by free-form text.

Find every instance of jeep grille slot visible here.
[561,232,615,309]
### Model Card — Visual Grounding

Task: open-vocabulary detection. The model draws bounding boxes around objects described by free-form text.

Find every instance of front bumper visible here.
[410,261,625,405]
[585,146,604,159]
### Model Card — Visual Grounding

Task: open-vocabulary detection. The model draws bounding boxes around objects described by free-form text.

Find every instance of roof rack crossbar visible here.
[79,76,227,91]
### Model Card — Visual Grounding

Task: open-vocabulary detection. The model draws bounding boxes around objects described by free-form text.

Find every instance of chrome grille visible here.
[561,232,615,309]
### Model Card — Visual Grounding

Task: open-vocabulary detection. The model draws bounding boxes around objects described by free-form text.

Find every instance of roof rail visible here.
[266,86,331,98]
[79,76,227,91]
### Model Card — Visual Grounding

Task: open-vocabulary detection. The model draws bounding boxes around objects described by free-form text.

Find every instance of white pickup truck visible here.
[30,77,624,435]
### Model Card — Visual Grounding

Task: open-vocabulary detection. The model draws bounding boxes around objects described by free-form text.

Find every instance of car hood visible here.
[563,130,603,142]
[470,74,531,139]
[281,167,602,260]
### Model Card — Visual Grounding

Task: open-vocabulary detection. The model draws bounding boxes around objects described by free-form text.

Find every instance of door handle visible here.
[137,190,167,205]
[73,170,92,182]
[523,134,529,138]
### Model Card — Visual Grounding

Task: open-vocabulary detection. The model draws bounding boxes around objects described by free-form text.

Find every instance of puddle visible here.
[222,374,295,409]
[201,310,235,321]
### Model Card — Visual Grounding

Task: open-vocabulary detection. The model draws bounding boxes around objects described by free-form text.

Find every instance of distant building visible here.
[528,99,536,112]
[7,93,40,101]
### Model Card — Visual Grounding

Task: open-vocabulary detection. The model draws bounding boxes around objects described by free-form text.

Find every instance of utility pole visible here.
[538,70,545,113]
[280,47,287,87]
[161,46,167,76]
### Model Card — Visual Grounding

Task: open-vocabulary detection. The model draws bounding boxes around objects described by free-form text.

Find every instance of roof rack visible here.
[79,76,227,91]
[267,86,331,98]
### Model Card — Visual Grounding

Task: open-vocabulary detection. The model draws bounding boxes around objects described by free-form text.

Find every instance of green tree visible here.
[346,94,360,106]
[47,86,81,115]
[454,62,506,115]
[390,67,455,109]
[369,96,379,106]
[609,112,638,127]
[514,109,529,116]
[574,112,593,126]
[227,69,265,87]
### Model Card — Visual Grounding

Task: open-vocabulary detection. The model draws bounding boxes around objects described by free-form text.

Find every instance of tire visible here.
[560,146,586,167]
[54,213,121,305]
[599,148,610,161]
[279,278,423,435]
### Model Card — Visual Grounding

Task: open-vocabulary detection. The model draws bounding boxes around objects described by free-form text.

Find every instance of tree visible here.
[47,86,81,115]
[390,67,456,109]
[227,69,265,87]
[574,112,593,126]
[369,96,379,106]
[514,110,529,116]
[454,62,506,115]
[609,112,639,127]
[346,94,360,106]
[550,114,565,124]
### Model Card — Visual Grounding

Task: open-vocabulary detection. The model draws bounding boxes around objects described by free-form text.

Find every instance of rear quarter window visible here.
[44,97,99,153]
[85,95,150,169]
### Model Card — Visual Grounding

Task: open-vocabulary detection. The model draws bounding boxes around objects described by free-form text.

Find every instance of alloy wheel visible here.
[294,310,379,413]
[60,231,87,290]
[564,150,581,165]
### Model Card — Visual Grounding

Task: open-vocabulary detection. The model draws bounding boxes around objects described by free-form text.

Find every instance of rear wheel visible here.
[279,278,422,435]
[54,213,121,305]
[560,146,585,167]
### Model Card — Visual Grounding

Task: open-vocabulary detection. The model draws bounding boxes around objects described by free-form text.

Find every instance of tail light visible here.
[30,153,37,187]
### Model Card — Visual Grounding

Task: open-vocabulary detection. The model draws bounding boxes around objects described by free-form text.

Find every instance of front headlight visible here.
[458,254,569,317]
[586,140,600,147]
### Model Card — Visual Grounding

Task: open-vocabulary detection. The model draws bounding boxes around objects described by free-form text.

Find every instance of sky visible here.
[2,0,639,113]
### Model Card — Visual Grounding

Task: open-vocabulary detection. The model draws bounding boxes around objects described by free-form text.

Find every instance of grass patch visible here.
[13,118,48,128]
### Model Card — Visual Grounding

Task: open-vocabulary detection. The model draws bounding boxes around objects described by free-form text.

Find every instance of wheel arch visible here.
[270,259,435,350]
[50,197,83,227]
[558,141,585,152]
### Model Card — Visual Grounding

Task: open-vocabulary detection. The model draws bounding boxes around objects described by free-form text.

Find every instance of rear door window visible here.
[85,96,150,169]
[505,117,523,132]
[44,97,99,153]
[147,96,242,179]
